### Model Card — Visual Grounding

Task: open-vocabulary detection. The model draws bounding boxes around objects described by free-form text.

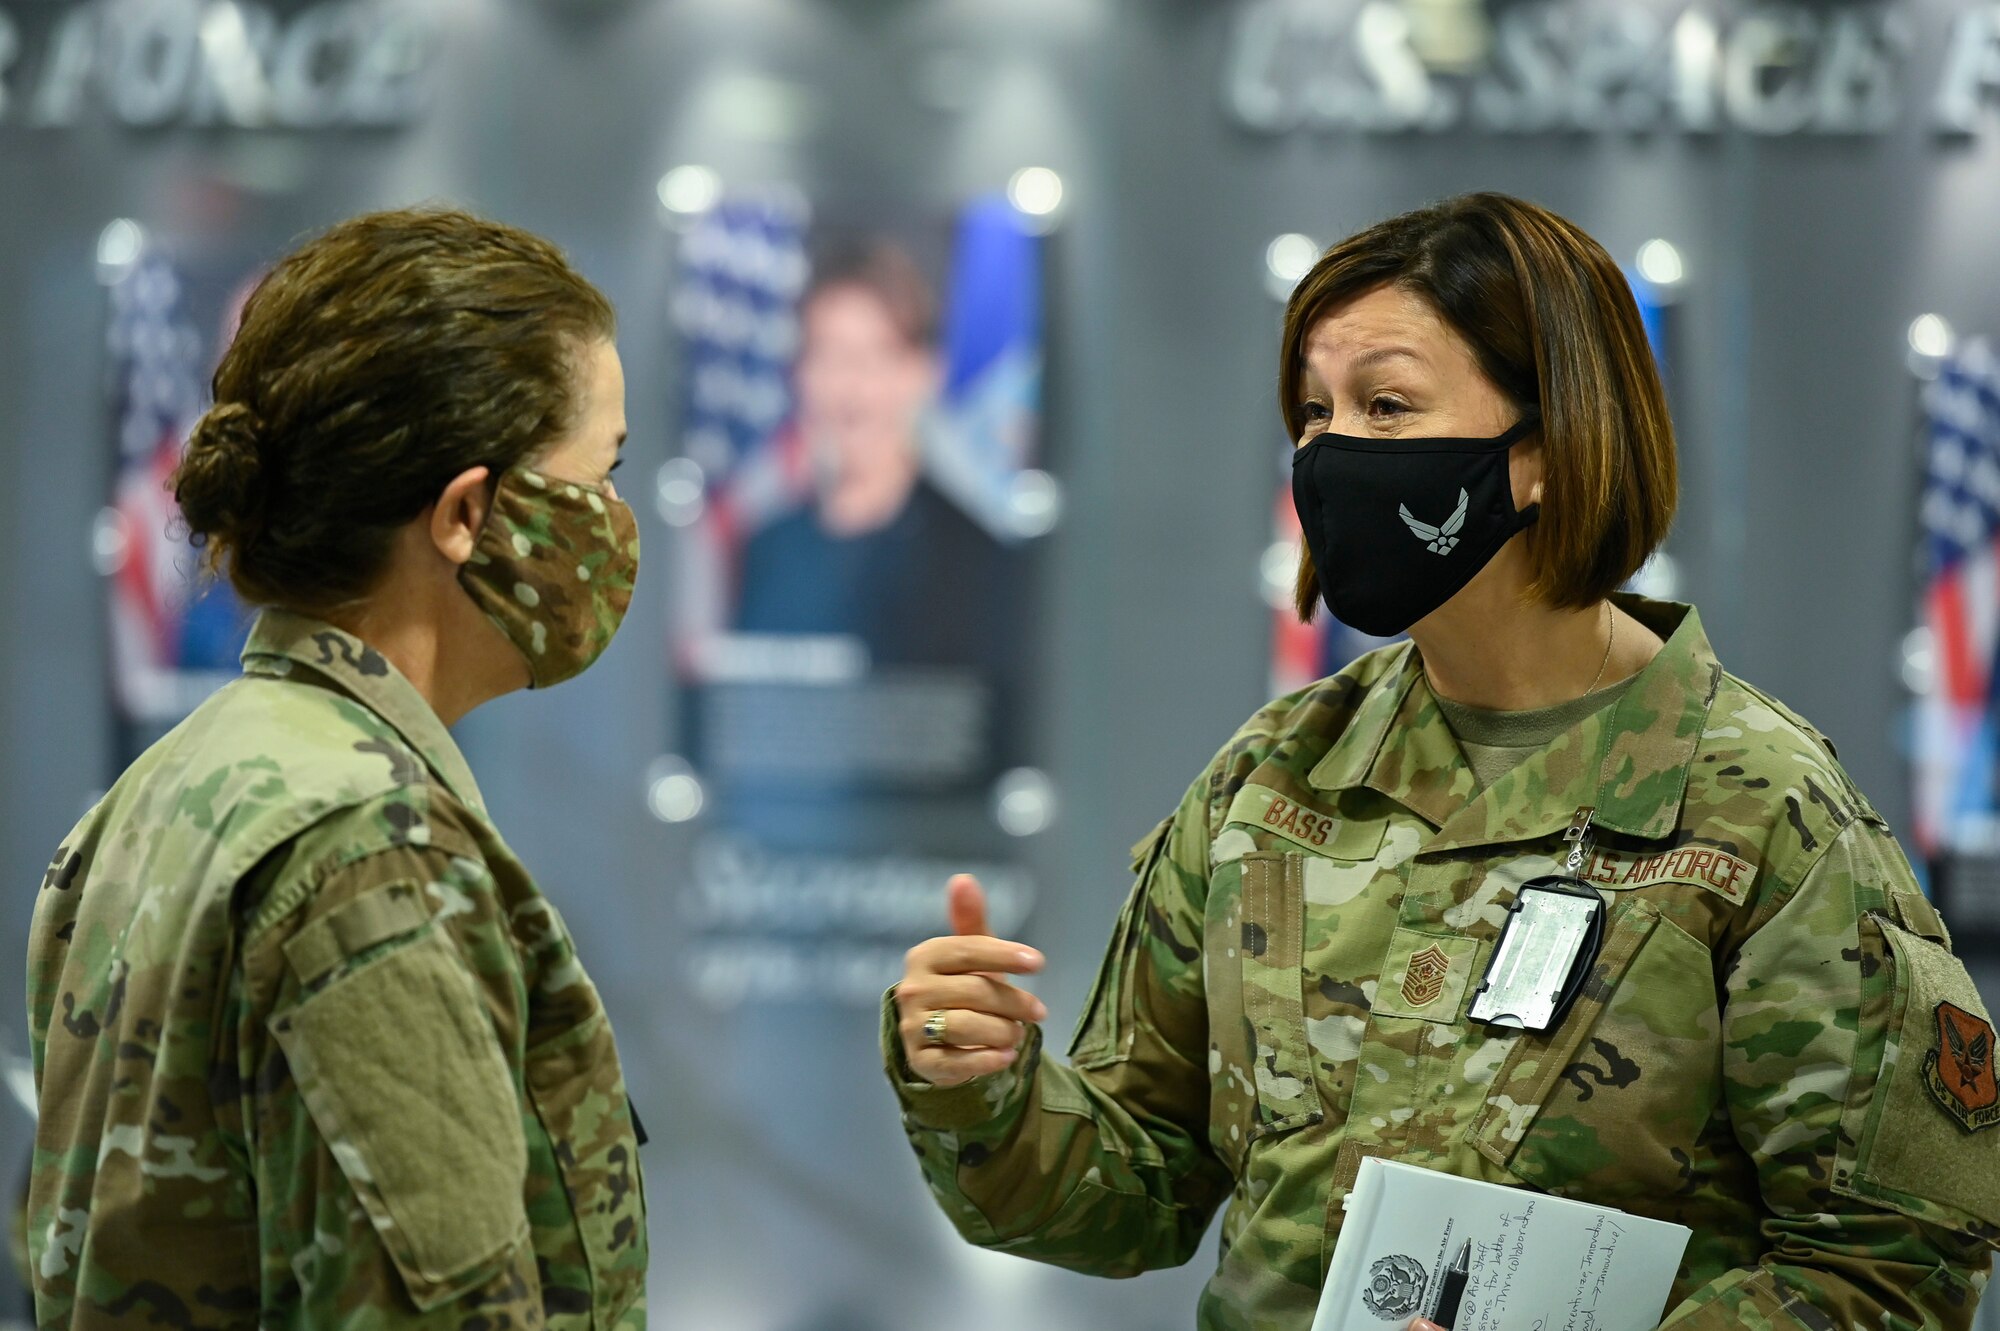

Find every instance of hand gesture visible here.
[894,875,1047,1087]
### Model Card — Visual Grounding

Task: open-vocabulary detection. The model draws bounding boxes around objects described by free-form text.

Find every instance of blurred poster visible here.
[1914,336,2000,934]
[102,240,256,761]
[666,191,1051,1006]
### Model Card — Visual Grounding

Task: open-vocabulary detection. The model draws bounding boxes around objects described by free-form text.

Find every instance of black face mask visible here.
[1290,414,1540,637]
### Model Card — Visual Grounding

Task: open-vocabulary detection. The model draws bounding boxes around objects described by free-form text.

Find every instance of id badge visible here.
[1466,877,1606,1032]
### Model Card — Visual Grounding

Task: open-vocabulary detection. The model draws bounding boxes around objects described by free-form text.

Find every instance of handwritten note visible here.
[1465,1203,1537,1331]
[1314,1161,1688,1331]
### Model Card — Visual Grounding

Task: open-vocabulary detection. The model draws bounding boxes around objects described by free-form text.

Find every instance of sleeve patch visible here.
[1926,1002,1998,1133]
[270,927,529,1304]
[1835,915,2000,1238]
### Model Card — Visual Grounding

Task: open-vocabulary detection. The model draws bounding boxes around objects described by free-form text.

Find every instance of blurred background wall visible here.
[3,0,1999,1326]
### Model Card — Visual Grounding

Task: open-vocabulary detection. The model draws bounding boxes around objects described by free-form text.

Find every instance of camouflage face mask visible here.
[458,465,641,688]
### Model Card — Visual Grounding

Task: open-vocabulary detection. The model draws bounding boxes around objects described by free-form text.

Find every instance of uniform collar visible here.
[1308,597,1722,850]
[240,609,487,815]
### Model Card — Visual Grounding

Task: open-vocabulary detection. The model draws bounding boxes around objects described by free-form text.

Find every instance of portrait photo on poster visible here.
[661,189,1052,1011]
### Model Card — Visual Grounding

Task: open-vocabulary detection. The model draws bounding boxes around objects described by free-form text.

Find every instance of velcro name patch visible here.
[1222,785,1384,860]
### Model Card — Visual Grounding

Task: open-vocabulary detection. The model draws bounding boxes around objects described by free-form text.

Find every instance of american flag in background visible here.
[1914,336,2000,856]
[928,196,1044,538]
[669,193,812,662]
[104,250,249,732]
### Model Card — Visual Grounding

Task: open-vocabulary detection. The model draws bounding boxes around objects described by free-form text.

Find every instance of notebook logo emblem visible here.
[1361,1254,1428,1320]
[1400,489,1468,555]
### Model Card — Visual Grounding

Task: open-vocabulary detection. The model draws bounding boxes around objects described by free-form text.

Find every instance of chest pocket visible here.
[1206,852,1321,1160]
[1205,795,1389,1168]
[1470,895,1725,1205]
[516,900,648,1330]
[1241,854,1321,1135]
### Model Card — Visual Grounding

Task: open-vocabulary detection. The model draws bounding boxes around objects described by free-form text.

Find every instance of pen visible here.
[1430,1240,1472,1330]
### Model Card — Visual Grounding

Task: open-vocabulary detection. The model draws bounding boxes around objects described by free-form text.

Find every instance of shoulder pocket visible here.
[270,921,529,1307]
[1068,819,1172,1068]
[1834,912,2000,1238]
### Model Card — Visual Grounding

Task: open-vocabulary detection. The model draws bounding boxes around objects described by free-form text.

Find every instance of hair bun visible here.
[174,400,269,546]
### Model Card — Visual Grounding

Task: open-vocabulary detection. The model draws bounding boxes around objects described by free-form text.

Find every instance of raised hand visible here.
[894,875,1047,1087]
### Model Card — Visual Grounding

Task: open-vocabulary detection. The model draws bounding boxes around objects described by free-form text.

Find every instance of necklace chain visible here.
[1584,603,1615,695]
[1420,602,1618,701]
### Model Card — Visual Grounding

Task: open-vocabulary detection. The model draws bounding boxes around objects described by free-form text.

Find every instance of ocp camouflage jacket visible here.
[27,611,647,1330]
[887,597,1999,1330]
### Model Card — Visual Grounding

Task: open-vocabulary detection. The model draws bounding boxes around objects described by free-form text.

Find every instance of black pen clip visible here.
[1429,1239,1473,1329]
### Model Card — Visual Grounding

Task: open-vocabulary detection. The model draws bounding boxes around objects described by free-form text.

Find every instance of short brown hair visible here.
[1279,193,1676,620]
[173,207,616,613]
[805,239,938,347]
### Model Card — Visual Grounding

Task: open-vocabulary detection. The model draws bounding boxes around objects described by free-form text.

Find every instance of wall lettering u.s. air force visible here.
[1582,845,1753,900]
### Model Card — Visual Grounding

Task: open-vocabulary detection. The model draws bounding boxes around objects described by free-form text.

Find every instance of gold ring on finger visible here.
[922,1010,949,1046]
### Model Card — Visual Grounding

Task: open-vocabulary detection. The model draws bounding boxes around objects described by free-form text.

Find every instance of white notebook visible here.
[1313,1159,1692,1331]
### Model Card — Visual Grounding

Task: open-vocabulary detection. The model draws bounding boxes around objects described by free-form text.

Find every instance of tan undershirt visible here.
[1433,675,1638,790]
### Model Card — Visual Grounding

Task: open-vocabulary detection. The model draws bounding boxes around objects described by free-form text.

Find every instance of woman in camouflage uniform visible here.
[26,209,647,1329]
[887,194,1999,1330]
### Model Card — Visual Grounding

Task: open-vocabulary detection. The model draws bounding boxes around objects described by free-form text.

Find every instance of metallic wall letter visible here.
[1354,1,1449,130]
[1935,5,2000,134]
[0,10,19,122]
[1672,8,1722,131]
[109,0,202,128]
[269,1,356,127]
[344,5,433,126]
[1568,8,1667,132]
[188,2,276,127]
[1811,10,1908,133]
[1723,7,1818,134]
[1222,0,1298,133]
[32,4,99,127]
[1472,3,1566,133]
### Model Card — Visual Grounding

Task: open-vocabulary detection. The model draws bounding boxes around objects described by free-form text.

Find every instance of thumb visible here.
[947,874,990,937]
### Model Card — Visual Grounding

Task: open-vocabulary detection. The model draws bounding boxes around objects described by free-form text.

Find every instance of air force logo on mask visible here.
[1399,489,1468,554]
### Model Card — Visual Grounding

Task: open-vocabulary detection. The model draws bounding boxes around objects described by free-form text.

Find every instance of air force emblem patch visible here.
[1400,489,1469,555]
[1926,1001,1998,1132]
